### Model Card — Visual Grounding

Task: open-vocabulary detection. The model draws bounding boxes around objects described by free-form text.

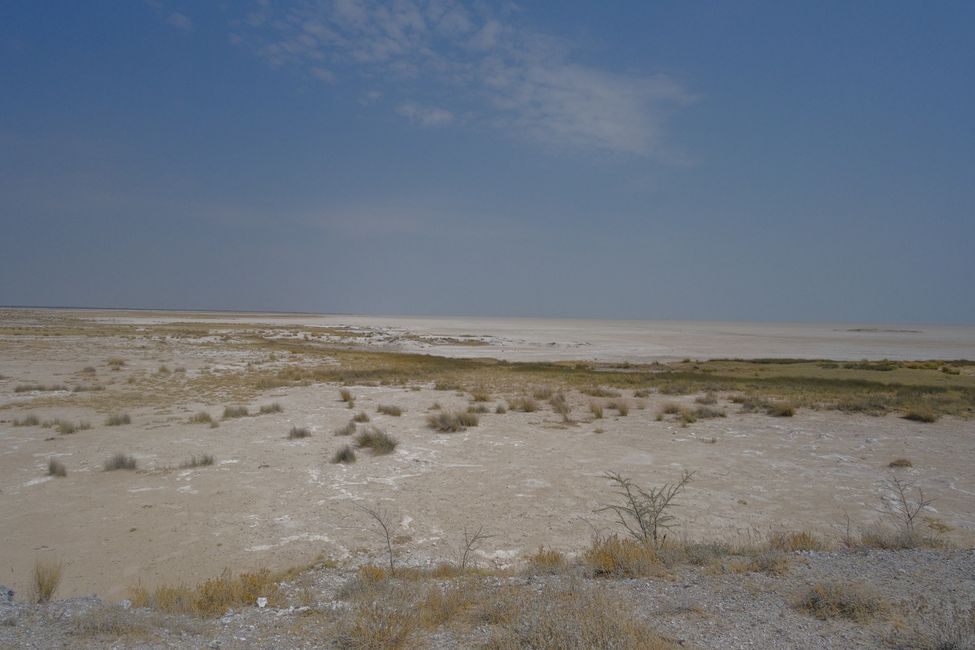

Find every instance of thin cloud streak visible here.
[232,0,691,156]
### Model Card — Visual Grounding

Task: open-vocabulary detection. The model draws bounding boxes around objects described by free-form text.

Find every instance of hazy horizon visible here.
[2,2,973,324]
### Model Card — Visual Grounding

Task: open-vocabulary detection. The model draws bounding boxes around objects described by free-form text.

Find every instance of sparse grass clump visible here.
[584,534,660,578]
[335,421,357,436]
[582,386,621,398]
[795,581,889,622]
[509,396,538,412]
[353,411,371,423]
[426,411,479,432]
[189,411,213,425]
[339,388,354,405]
[104,454,137,471]
[48,458,67,477]
[495,403,507,414]
[590,402,604,419]
[31,559,63,603]
[107,357,126,370]
[258,402,283,414]
[105,413,131,426]
[180,454,214,468]
[767,530,830,552]
[549,393,571,422]
[129,568,284,617]
[767,401,796,417]
[467,404,489,414]
[222,406,248,419]
[470,388,491,402]
[903,406,938,423]
[608,399,629,416]
[55,420,90,435]
[695,392,718,405]
[889,458,913,468]
[354,427,399,455]
[332,445,356,464]
[486,584,680,650]
[524,546,567,575]
[532,386,554,400]
[15,384,68,393]
[288,426,311,439]
[13,414,40,427]
[378,404,403,416]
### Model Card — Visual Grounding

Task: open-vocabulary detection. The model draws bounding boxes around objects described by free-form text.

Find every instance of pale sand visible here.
[82,309,975,362]
[1,309,973,601]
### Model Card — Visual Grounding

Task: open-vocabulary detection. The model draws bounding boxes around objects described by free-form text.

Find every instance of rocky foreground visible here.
[2,548,974,649]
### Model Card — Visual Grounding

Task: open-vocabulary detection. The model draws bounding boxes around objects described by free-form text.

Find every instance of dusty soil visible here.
[1,309,973,605]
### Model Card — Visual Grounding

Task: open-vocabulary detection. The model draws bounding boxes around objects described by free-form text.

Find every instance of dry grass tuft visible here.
[524,546,568,575]
[767,530,830,552]
[31,559,63,603]
[48,458,67,477]
[129,568,284,617]
[590,402,604,419]
[903,406,938,423]
[470,388,491,402]
[189,411,213,425]
[378,404,403,416]
[335,421,357,436]
[13,414,40,427]
[695,392,718,405]
[767,401,796,417]
[258,402,283,414]
[532,386,554,400]
[608,399,629,416]
[105,413,131,426]
[426,411,479,432]
[339,388,354,403]
[508,396,538,412]
[495,403,507,414]
[104,453,137,471]
[889,458,913,468]
[332,444,356,464]
[222,406,248,419]
[354,426,399,455]
[584,534,660,578]
[353,411,371,423]
[794,581,889,623]
[180,454,214,468]
[486,584,680,650]
[288,426,311,439]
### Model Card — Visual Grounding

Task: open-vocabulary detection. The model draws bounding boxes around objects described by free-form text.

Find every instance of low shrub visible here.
[426,411,479,432]
[583,534,659,578]
[180,455,215,468]
[332,445,356,464]
[288,426,311,439]
[258,403,283,414]
[48,458,67,477]
[104,454,137,471]
[354,427,398,455]
[353,411,371,423]
[794,581,888,622]
[377,405,403,416]
[222,406,249,419]
[189,411,213,424]
[105,413,131,426]
[335,421,357,437]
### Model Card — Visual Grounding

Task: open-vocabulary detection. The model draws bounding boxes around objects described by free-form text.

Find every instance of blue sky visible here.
[1,1,972,323]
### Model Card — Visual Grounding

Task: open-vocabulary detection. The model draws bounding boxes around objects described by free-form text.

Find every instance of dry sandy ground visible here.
[1,309,973,603]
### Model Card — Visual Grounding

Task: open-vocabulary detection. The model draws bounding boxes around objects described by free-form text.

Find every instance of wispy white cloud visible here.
[232,1,691,156]
[396,101,453,127]
[166,12,193,31]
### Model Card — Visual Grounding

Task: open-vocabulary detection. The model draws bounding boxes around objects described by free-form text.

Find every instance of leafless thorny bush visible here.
[597,470,694,548]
